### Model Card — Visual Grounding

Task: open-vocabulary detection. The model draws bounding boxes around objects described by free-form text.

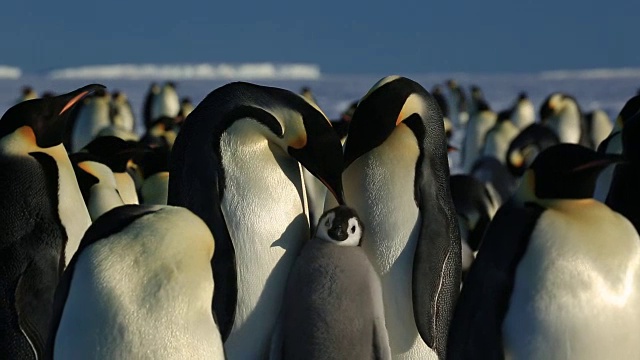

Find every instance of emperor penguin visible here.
[506,123,560,177]
[468,85,490,119]
[138,146,171,205]
[446,79,468,126]
[481,110,520,165]
[510,92,535,130]
[605,112,640,232]
[448,144,640,360]
[80,136,142,205]
[150,82,180,122]
[0,84,103,358]
[168,81,345,359]
[333,76,461,359]
[540,92,590,146]
[69,152,125,220]
[594,95,640,202]
[68,89,113,152]
[431,86,453,139]
[143,82,160,129]
[16,86,38,103]
[110,90,136,133]
[462,102,497,172]
[274,206,391,360]
[469,156,517,206]
[584,109,612,149]
[46,205,225,359]
[178,97,195,122]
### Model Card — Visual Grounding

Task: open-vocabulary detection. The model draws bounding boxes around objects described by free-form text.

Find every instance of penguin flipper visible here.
[15,253,60,359]
[446,202,544,360]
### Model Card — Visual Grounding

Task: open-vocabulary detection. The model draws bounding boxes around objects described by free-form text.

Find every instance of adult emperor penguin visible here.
[461,102,497,172]
[540,92,590,146]
[150,82,180,122]
[0,84,102,358]
[69,152,125,220]
[506,123,560,177]
[481,110,519,165]
[448,144,640,360]
[81,136,141,205]
[584,109,612,149]
[510,92,535,130]
[143,82,160,129]
[333,76,461,359]
[138,146,171,205]
[110,90,136,133]
[274,206,391,360]
[168,81,345,359]
[46,205,225,359]
[594,95,640,202]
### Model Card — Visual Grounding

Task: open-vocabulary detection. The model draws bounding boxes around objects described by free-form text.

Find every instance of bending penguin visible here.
[0,84,102,358]
[274,206,391,360]
[448,144,640,359]
[331,76,461,359]
[168,82,345,359]
[46,205,225,359]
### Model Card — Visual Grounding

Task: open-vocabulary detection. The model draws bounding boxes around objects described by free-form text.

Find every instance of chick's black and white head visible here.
[315,206,364,246]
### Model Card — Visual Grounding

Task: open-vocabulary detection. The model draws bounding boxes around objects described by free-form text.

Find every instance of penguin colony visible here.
[0,75,638,360]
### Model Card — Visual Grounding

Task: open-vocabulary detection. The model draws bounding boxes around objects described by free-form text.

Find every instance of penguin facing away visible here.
[540,93,590,147]
[46,205,225,359]
[168,81,345,359]
[337,76,461,359]
[275,206,391,360]
[506,123,560,177]
[448,144,640,359]
[0,84,103,358]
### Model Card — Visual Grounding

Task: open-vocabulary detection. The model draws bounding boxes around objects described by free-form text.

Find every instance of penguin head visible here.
[520,143,622,200]
[614,95,640,132]
[81,136,146,173]
[343,76,446,169]
[539,93,580,123]
[315,206,364,246]
[0,84,104,148]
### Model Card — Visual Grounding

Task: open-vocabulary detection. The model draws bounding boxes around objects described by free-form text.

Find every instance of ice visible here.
[0,65,21,80]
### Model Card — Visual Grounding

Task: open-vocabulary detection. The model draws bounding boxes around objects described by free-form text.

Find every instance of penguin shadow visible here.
[225,213,310,356]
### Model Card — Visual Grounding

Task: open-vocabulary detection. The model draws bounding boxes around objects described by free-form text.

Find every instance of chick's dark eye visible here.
[325,219,330,227]
[350,225,356,234]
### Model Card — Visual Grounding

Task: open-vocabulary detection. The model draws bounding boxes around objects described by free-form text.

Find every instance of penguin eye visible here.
[325,219,331,227]
[350,225,356,234]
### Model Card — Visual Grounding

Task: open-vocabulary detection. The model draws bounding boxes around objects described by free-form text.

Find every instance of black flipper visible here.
[405,109,461,360]
[447,202,545,360]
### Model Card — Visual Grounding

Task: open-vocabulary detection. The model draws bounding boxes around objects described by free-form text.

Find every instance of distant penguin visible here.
[468,85,490,119]
[81,136,141,205]
[150,82,180,123]
[68,89,112,152]
[540,92,590,146]
[506,123,560,177]
[462,103,497,172]
[168,82,345,359]
[449,175,499,275]
[17,86,38,103]
[110,91,136,133]
[469,156,517,206]
[594,95,640,201]
[143,82,160,129]
[432,85,453,139]
[481,110,519,165]
[140,116,178,150]
[584,109,612,149]
[510,92,535,130]
[138,146,171,205]
[0,84,102,358]
[275,206,391,360]
[178,97,195,122]
[70,152,125,220]
[46,205,225,359]
[446,79,468,126]
[335,76,460,359]
[331,100,358,141]
[300,86,318,106]
[449,144,639,360]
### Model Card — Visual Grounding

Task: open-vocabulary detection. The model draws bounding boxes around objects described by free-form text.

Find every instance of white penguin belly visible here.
[503,200,640,360]
[72,103,111,151]
[550,114,581,144]
[141,172,170,205]
[344,125,437,360]
[114,172,139,205]
[220,125,308,359]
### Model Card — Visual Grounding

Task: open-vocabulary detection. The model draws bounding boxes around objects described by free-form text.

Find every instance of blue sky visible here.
[1,0,638,74]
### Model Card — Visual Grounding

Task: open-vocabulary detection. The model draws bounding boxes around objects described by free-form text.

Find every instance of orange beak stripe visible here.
[59,91,89,115]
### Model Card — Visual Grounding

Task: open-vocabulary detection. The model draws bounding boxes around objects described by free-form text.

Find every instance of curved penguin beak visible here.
[57,84,106,115]
[288,115,345,205]
[571,153,626,172]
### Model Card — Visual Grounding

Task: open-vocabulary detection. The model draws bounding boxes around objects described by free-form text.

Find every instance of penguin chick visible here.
[277,206,391,360]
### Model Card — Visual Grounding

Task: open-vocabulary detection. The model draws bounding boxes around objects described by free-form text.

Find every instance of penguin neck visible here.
[218,119,309,358]
[114,172,139,205]
[0,126,91,266]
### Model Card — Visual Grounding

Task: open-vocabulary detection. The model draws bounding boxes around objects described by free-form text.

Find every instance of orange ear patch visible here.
[59,91,89,115]
[18,126,37,144]
[290,134,307,149]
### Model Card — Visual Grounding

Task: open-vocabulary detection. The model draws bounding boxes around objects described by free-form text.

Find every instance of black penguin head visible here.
[343,76,445,170]
[0,84,105,148]
[525,144,622,200]
[315,206,364,246]
[517,92,528,101]
[81,136,146,173]
[496,110,511,123]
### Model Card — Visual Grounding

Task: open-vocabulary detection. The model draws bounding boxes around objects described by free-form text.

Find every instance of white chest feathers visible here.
[218,119,309,359]
[53,206,224,359]
[77,161,125,220]
[343,124,437,359]
[504,200,640,360]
